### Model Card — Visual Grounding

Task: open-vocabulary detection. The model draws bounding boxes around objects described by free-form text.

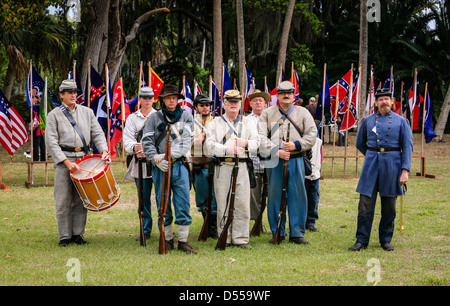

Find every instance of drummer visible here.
[45,80,111,247]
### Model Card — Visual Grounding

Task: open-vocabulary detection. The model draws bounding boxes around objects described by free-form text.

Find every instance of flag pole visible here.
[29,60,34,184]
[291,61,294,82]
[264,76,268,108]
[344,64,354,176]
[120,77,126,178]
[400,81,404,117]
[369,65,374,115]
[182,75,186,110]
[411,68,417,134]
[332,80,339,177]
[105,64,111,154]
[241,62,246,115]
[88,59,91,109]
[355,64,362,176]
[321,63,326,143]
[389,65,393,92]
[138,61,143,109]
[421,82,428,157]
[44,77,48,184]
[148,61,151,88]
[73,60,76,81]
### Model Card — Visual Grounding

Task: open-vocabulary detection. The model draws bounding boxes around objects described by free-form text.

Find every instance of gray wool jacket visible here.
[141,110,194,164]
[45,103,108,166]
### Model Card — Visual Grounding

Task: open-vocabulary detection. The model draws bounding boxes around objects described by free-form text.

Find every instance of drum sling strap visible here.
[60,105,90,155]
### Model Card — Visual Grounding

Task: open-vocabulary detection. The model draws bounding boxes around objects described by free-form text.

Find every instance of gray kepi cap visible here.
[277,81,295,94]
[59,80,78,93]
[138,86,154,98]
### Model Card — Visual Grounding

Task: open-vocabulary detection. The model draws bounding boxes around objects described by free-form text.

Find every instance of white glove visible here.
[155,159,169,172]
[154,154,165,163]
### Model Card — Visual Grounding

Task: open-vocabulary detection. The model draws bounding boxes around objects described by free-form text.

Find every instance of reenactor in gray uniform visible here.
[45,80,110,246]
[205,90,260,248]
[141,84,196,254]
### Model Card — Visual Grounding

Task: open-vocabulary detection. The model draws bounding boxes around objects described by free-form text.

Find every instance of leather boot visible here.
[178,241,197,254]
[349,242,368,251]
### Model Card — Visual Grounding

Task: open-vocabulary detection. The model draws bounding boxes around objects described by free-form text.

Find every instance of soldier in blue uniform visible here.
[349,89,413,251]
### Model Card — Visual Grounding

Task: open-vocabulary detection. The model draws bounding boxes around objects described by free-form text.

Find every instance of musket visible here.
[137,157,146,247]
[215,142,239,250]
[198,158,215,241]
[216,66,246,250]
[273,122,290,245]
[159,125,172,254]
[250,170,268,237]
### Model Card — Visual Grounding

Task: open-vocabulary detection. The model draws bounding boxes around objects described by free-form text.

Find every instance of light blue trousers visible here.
[152,161,192,226]
[266,157,308,238]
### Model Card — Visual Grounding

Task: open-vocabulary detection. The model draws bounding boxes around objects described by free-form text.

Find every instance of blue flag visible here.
[423,91,437,143]
[84,65,110,132]
[315,73,330,123]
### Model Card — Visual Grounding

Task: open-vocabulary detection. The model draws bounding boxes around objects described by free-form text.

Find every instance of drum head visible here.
[71,154,107,181]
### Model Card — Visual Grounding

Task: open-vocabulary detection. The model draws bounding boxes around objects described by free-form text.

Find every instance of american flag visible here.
[290,69,300,105]
[0,89,29,156]
[179,79,194,114]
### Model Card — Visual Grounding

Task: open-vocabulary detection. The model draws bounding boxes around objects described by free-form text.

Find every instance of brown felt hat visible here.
[248,89,270,103]
[158,84,184,100]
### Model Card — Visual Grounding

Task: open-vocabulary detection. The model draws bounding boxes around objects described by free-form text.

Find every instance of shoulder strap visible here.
[60,105,90,155]
[278,105,304,136]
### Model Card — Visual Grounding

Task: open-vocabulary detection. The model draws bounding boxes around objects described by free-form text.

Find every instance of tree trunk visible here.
[105,0,125,85]
[81,0,110,88]
[3,65,15,101]
[213,0,223,89]
[434,83,450,141]
[276,0,295,83]
[358,0,368,122]
[236,0,245,91]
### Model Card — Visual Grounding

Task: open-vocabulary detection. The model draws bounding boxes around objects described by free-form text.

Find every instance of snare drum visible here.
[70,154,120,212]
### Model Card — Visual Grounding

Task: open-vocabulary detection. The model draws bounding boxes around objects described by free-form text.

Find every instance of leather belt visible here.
[60,145,84,152]
[218,157,249,163]
[367,147,401,152]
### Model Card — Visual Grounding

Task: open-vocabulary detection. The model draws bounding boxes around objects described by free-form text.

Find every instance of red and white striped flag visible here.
[0,89,29,156]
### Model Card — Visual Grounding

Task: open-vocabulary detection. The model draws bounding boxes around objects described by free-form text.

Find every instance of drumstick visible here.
[84,159,104,178]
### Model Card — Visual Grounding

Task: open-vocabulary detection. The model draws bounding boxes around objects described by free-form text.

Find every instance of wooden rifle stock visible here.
[250,170,268,237]
[215,134,242,251]
[159,127,172,254]
[137,158,146,247]
[273,122,290,245]
[198,159,215,241]
[215,157,239,250]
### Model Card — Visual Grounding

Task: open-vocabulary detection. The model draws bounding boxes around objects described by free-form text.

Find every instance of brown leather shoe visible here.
[165,239,174,251]
[178,241,197,254]
[289,237,310,245]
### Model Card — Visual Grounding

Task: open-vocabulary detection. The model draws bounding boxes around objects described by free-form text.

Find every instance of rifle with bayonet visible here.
[273,122,290,245]
[250,170,268,237]
[159,126,172,254]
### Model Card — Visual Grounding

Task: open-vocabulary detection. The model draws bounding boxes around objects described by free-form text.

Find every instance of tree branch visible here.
[125,8,170,43]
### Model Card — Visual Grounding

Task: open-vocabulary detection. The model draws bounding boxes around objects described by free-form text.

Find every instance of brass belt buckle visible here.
[75,147,82,152]
[224,157,233,162]
[380,147,385,152]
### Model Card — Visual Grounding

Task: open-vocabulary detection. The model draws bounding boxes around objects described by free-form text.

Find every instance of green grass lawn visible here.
[0,133,448,286]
